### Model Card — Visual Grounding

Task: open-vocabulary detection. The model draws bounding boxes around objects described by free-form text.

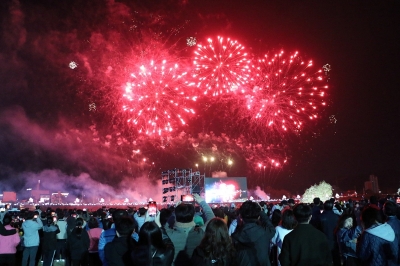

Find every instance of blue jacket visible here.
[336,226,362,259]
[22,218,43,247]
[387,216,400,265]
[98,228,117,266]
[357,223,398,266]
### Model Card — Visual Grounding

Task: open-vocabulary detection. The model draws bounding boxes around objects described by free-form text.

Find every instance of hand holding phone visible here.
[193,193,204,203]
[148,201,157,216]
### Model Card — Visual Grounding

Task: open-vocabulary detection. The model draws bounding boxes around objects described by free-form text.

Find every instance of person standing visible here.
[279,203,332,266]
[191,218,234,266]
[66,218,90,266]
[320,200,340,266]
[271,209,297,266]
[132,221,175,266]
[384,201,400,265]
[335,214,362,266]
[42,216,60,266]
[357,206,398,266]
[55,212,67,262]
[87,217,103,266]
[231,200,276,266]
[22,211,43,266]
[104,216,135,266]
[0,215,20,266]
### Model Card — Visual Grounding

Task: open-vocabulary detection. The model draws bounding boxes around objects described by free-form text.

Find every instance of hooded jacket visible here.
[22,218,43,247]
[357,223,398,266]
[231,211,276,266]
[387,216,400,265]
[165,200,215,263]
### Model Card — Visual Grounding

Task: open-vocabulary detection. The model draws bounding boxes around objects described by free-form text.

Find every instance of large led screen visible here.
[205,177,248,203]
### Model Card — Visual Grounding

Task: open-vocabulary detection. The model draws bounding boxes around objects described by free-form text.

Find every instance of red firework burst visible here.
[245,50,328,133]
[193,36,252,96]
[122,60,197,136]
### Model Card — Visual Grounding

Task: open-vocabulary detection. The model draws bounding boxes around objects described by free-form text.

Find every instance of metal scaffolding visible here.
[161,168,205,203]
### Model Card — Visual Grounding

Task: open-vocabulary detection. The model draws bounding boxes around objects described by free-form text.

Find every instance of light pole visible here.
[202,156,207,175]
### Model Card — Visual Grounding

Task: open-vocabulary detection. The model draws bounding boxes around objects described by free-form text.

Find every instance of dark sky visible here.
[1,0,399,200]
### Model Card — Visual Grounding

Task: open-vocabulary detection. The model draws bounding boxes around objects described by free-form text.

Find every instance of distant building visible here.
[364,175,379,194]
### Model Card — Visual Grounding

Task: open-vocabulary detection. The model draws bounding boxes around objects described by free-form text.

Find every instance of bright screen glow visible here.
[205,177,247,203]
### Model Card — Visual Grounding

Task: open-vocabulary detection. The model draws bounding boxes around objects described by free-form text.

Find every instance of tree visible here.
[301,181,333,203]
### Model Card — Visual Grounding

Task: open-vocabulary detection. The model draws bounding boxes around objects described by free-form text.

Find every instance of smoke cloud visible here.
[0,107,161,202]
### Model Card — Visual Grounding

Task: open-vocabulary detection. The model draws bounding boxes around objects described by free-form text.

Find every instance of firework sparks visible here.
[69,61,78,69]
[89,103,96,111]
[122,60,197,136]
[193,36,251,96]
[245,51,328,134]
[323,64,331,75]
[186,37,197,47]
[329,115,337,124]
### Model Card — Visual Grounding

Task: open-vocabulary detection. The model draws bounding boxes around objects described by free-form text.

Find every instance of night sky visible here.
[1,0,399,201]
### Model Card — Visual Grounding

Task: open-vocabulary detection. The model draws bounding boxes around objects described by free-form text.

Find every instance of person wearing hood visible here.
[231,200,276,266]
[165,193,215,265]
[383,201,400,265]
[22,211,43,266]
[357,206,398,266]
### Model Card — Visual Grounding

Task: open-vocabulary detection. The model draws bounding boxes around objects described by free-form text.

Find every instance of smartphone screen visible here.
[181,194,194,203]
[53,217,57,222]
[148,201,157,216]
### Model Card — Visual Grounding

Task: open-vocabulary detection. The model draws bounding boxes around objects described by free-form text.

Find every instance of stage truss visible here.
[161,168,205,203]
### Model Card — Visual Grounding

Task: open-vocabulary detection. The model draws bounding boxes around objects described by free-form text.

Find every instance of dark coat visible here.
[131,228,175,266]
[66,228,90,260]
[319,210,339,250]
[132,245,174,266]
[387,216,400,265]
[191,246,236,266]
[357,223,398,266]
[279,224,332,266]
[105,235,135,266]
[231,211,276,266]
[310,206,321,229]
[42,224,60,251]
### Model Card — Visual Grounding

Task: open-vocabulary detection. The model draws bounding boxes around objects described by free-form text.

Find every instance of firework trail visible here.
[193,36,252,96]
[122,59,197,136]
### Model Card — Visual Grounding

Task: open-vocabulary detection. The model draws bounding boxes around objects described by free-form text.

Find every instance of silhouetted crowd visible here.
[0,194,399,266]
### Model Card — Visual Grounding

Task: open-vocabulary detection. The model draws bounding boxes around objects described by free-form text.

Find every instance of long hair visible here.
[198,218,235,265]
[334,214,354,236]
[138,221,165,249]
[134,221,166,265]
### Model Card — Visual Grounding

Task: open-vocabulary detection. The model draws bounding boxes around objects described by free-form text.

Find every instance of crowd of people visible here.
[0,194,399,266]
